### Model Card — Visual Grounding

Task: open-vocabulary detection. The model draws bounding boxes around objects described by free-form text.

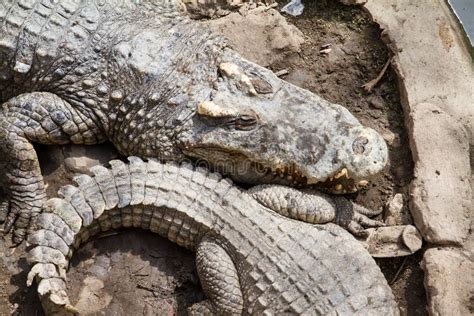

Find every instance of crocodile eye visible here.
[204,113,258,131]
[233,114,258,131]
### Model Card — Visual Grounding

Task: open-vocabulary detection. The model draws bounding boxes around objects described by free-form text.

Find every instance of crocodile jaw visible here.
[176,49,388,189]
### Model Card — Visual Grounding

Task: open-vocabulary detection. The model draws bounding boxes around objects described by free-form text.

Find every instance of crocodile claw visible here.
[333,196,385,238]
[1,195,44,245]
[347,213,385,237]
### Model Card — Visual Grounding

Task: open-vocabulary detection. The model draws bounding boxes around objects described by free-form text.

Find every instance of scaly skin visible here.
[249,184,385,237]
[27,157,398,315]
[0,0,388,243]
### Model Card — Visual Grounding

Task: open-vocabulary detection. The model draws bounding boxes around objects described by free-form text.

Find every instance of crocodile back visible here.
[0,0,180,102]
[237,219,398,315]
[1,0,98,100]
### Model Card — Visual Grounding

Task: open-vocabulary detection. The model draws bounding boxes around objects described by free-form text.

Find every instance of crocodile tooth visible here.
[358,180,369,187]
[334,168,348,179]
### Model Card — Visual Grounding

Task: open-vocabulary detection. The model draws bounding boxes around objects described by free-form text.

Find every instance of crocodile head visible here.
[179,51,388,192]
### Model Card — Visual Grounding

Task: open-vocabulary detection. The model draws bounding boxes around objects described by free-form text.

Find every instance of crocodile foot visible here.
[3,194,46,245]
[0,92,105,244]
[249,184,385,237]
[333,196,385,237]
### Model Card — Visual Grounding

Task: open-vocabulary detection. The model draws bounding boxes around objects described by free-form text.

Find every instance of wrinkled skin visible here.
[0,0,387,242]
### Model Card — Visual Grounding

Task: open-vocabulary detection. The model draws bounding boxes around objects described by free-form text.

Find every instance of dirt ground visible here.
[0,1,426,315]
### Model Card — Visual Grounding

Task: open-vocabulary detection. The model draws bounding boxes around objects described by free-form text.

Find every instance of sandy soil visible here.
[0,1,426,315]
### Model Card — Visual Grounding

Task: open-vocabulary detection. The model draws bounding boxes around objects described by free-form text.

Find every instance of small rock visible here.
[63,144,119,176]
[385,193,412,225]
[80,258,95,268]
[75,277,112,313]
[422,248,473,316]
[409,103,471,245]
[359,224,422,257]
[382,130,400,147]
[401,225,423,252]
[369,95,385,110]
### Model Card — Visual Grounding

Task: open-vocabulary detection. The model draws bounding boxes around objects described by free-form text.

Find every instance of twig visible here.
[131,264,148,276]
[95,231,123,240]
[361,57,392,93]
[389,256,408,285]
[341,47,356,56]
[137,284,156,294]
[248,2,278,12]
[319,48,332,55]
[149,253,181,259]
[274,69,289,77]
[264,2,278,10]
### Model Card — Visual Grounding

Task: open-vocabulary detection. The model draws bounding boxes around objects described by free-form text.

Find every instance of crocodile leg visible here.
[0,92,105,243]
[248,184,384,236]
[190,238,243,315]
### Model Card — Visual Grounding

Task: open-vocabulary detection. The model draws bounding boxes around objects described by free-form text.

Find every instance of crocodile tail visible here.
[25,156,150,314]
[25,156,218,314]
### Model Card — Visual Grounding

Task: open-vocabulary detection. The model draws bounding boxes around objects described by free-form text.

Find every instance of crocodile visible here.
[26,157,398,315]
[0,0,388,243]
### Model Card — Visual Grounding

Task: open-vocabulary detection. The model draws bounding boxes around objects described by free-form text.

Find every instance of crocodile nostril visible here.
[352,136,369,154]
